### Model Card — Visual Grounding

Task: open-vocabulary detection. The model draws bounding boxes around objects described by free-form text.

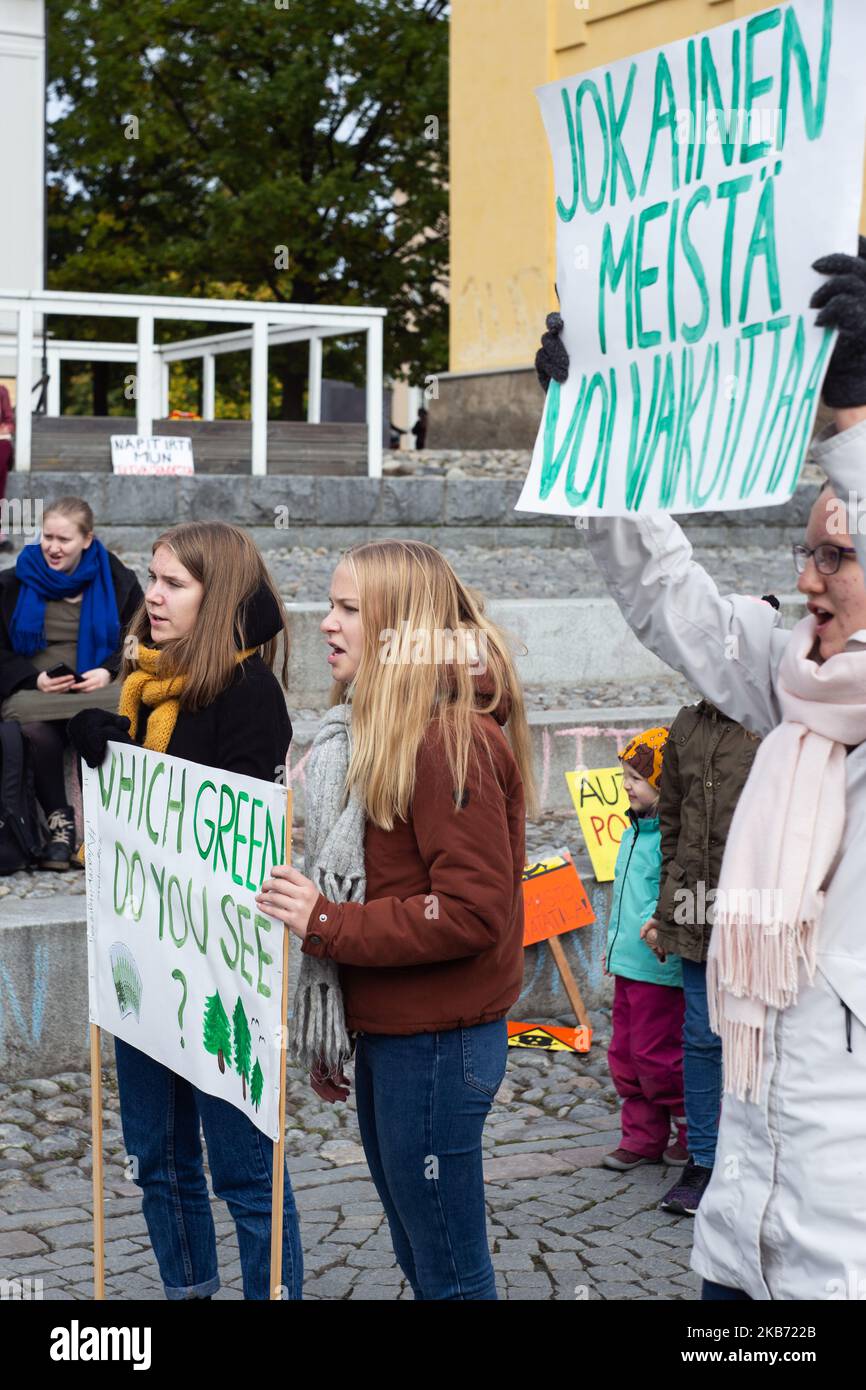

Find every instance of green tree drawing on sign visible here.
[233,997,252,1100]
[203,991,232,1074]
[250,1058,264,1112]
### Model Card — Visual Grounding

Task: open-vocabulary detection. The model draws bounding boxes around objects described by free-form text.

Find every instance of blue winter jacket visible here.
[606,810,683,987]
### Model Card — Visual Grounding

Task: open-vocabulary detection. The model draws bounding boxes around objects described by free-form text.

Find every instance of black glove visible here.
[810,236,866,408]
[535,312,570,393]
[68,709,133,768]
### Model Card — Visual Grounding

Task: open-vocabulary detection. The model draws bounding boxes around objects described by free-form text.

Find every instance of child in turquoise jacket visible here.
[603,727,687,1172]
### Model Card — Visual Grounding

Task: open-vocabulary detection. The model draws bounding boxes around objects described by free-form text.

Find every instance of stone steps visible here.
[27,418,369,474]
[283,594,800,707]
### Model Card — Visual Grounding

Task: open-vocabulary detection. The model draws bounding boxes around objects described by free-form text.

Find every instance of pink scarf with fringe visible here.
[707,615,866,1103]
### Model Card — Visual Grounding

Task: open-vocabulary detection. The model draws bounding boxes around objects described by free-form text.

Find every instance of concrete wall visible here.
[0,0,44,356]
[4,469,815,549]
[426,368,542,450]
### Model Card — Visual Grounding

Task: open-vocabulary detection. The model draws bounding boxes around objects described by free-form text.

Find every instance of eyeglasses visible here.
[792,542,860,576]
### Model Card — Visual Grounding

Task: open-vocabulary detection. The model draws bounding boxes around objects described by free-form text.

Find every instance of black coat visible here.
[109,584,291,783]
[127,657,293,782]
[0,551,144,702]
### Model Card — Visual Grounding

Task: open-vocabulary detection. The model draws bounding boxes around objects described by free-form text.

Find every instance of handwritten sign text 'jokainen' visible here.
[517,0,866,518]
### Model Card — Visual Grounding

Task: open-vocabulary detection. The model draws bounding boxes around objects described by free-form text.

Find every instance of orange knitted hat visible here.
[620,726,669,791]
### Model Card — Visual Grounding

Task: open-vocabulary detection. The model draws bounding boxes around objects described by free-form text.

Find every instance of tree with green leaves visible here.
[202,991,232,1074]
[249,1058,264,1111]
[232,996,252,1100]
[46,0,449,416]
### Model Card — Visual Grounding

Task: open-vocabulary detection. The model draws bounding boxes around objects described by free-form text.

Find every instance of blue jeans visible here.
[682,958,723,1168]
[702,1279,752,1300]
[114,1036,303,1300]
[354,1017,507,1300]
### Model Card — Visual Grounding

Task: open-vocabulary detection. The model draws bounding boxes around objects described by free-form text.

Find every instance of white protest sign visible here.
[83,742,288,1140]
[517,0,866,518]
[111,435,195,475]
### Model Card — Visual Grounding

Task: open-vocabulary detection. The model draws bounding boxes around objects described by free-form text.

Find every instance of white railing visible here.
[0,290,386,476]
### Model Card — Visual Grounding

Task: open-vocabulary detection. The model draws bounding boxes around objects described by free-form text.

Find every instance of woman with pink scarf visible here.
[539,240,866,1300]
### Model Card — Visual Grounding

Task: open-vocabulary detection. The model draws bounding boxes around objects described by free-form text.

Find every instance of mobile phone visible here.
[45,662,84,682]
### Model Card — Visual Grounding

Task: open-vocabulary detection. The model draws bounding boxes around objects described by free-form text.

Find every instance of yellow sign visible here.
[565,766,630,882]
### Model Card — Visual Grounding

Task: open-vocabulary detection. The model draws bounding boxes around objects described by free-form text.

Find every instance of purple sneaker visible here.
[659,1156,713,1215]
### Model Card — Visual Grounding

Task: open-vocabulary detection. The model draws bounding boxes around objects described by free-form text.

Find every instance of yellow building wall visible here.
[450,0,866,374]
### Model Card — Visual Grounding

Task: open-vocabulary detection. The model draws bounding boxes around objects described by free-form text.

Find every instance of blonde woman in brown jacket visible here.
[257,540,536,1300]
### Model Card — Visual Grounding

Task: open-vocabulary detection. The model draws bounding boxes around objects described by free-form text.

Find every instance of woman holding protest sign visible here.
[68,520,302,1301]
[536,240,866,1300]
[255,539,535,1300]
[0,495,142,869]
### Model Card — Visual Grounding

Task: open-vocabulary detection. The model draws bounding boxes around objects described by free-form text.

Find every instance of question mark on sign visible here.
[171,969,187,1048]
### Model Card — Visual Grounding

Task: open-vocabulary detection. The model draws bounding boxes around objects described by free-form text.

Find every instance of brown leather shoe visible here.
[602,1146,661,1171]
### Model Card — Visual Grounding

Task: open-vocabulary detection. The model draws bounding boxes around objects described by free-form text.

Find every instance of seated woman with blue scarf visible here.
[0,496,143,868]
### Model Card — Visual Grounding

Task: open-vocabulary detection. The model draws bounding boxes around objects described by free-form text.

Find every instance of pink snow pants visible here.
[608,974,687,1158]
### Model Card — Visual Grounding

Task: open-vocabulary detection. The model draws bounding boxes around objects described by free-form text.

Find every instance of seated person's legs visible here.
[20,720,77,870]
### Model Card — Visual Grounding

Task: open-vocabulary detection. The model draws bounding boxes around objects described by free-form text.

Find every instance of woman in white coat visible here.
[537,242,866,1300]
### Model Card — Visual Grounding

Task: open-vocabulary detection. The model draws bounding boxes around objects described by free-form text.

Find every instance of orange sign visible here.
[507,1022,592,1053]
[521,851,595,947]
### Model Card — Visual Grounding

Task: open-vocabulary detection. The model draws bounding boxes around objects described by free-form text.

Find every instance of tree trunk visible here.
[92,360,110,416]
[278,356,306,420]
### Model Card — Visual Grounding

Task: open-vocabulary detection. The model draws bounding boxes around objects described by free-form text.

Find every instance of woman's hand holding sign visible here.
[255,863,320,941]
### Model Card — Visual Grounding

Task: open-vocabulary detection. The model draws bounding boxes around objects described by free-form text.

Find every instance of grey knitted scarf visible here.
[289,703,364,1073]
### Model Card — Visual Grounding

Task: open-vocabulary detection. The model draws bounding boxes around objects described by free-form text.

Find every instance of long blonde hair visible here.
[121,522,290,711]
[333,539,537,830]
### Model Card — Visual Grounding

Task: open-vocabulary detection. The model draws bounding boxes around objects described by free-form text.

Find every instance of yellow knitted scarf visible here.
[118,642,257,752]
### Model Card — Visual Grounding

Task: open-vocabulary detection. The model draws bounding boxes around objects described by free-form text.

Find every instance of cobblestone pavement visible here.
[0,1029,701,1302]
[1,801,699,1303]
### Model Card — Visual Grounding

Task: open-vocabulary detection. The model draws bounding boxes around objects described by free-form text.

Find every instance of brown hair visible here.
[120,521,290,712]
[44,496,94,535]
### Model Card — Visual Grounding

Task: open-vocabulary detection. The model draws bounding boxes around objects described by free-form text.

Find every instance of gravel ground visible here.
[384,449,827,485]
[107,541,801,604]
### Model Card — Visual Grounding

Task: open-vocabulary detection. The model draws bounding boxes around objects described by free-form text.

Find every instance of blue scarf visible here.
[9,538,121,676]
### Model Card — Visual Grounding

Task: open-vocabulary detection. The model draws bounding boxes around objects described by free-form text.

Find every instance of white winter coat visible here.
[586,419,866,1301]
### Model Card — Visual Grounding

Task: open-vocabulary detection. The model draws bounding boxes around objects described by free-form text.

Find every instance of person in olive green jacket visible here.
[640,620,777,1215]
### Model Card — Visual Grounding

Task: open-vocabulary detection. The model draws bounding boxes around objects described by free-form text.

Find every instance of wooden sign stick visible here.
[547,936,591,1031]
[90,1021,106,1300]
[270,788,293,1301]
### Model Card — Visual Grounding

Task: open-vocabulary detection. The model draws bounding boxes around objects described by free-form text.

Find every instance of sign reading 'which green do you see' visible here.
[517,0,866,518]
[83,743,289,1140]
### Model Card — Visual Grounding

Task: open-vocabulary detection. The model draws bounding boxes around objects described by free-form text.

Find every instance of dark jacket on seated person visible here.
[0,552,143,702]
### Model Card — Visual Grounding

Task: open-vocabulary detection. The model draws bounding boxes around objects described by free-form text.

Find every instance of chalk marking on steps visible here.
[0,943,49,1048]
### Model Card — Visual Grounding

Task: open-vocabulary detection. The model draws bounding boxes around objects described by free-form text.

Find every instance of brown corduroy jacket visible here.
[300,691,526,1034]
